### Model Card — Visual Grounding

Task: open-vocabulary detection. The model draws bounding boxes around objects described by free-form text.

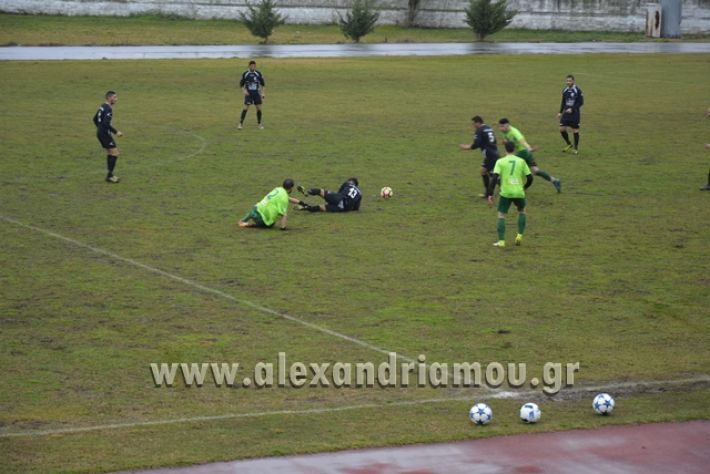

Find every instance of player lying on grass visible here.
[488,142,534,248]
[238,179,306,230]
[498,118,561,193]
[295,178,362,212]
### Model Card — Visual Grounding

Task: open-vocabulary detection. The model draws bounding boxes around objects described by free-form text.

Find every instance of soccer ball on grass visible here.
[593,393,615,415]
[519,402,542,423]
[380,186,393,199]
[469,403,493,425]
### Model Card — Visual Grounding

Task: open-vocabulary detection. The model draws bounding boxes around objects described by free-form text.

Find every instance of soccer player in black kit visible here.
[558,74,584,155]
[92,90,123,183]
[238,60,266,130]
[295,178,362,213]
[459,116,500,198]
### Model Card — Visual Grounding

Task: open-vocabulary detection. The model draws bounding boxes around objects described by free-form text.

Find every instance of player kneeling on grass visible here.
[238,179,306,230]
[488,142,533,248]
[294,178,362,213]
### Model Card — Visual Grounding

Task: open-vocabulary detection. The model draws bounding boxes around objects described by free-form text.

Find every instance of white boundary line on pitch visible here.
[0,215,417,364]
[1,376,707,439]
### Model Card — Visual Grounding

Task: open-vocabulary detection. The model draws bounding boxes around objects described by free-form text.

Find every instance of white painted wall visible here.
[1,0,708,34]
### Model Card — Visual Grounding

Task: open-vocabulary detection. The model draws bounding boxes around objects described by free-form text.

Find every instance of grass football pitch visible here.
[1,53,709,472]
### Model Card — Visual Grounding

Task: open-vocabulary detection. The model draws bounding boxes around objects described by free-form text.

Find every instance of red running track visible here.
[121,420,710,474]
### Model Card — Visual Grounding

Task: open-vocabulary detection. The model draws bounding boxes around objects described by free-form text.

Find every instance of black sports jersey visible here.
[338,181,362,211]
[239,69,265,93]
[560,85,584,115]
[471,124,500,158]
[93,104,117,134]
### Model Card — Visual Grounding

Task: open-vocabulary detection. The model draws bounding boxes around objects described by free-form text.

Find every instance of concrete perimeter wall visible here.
[1,0,709,34]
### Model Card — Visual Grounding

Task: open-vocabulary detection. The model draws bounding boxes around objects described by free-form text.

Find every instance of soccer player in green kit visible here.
[487,142,534,248]
[498,118,561,193]
[238,179,306,230]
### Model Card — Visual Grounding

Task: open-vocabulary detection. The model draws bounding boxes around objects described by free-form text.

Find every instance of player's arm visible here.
[460,130,481,151]
[576,88,584,109]
[277,214,288,230]
[558,94,565,117]
[487,173,500,204]
[288,196,307,206]
[239,74,248,96]
[259,74,266,98]
[524,173,534,189]
[519,137,534,153]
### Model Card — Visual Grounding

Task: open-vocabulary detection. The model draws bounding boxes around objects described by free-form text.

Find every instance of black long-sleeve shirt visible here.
[93,103,117,134]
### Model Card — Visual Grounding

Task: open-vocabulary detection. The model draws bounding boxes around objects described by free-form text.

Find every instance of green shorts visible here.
[515,149,537,167]
[241,206,270,228]
[498,196,526,214]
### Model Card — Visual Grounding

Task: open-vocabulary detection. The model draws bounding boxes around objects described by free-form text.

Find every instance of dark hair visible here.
[566,74,575,80]
[105,90,116,99]
[249,60,256,65]
[347,177,359,187]
[282,178,294,190]
[504,142,515,153]
[472,115,483,124]
[498,117,510,125]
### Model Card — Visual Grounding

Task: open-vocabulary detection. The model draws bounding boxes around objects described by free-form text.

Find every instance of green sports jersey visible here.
[493,154,531,199]
[256,187,289,226]
[501,126,527,153]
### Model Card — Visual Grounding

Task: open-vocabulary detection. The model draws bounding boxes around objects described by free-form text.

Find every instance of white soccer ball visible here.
[380,186,393,199]
[469,403,493,425]
[519,402,542,423]
[593,393,615,415]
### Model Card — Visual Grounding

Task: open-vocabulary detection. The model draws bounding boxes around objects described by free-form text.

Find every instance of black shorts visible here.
[97,132,116,149]
[244,92,262,106]
[481,150,500,172]
[560,114,580,129]
[323,191,346,212]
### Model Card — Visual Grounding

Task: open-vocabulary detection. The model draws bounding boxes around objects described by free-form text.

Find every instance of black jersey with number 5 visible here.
[471,124,500,159]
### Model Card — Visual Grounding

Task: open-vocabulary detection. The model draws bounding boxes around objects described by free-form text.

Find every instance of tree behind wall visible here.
[239,0,286,44]
[339,0,380,43]
[464,0,517,41]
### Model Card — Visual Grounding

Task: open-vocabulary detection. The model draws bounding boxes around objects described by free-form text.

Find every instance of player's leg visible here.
[494,197,513,247]
[238,206,263,227]
[572,125,580,153]
[255,104,263,129]
[515,199,527,245]
[559,123,572,152]
[480,167,491,198]
[530,163,561,193]
[304,204,327,212]
[239,102,251,129]
[106,147,120,182]
[702,168,710,190]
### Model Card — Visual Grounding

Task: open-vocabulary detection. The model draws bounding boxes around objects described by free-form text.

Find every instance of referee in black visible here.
[558,74,584,155]
[92,91,123,183]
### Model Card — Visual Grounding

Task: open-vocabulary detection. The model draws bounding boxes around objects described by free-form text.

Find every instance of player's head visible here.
[504,142,515,153]
[498,117,511,132]
[347,177,359,187]
[105,90,118,104]
[282,178,295,193]
[472,115,484,128]
[566,74,575,86]
[248,60,256,71]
